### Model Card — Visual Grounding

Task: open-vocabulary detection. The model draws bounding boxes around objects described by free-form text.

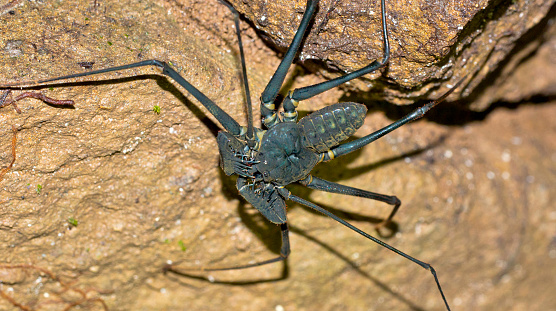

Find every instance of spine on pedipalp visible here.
[298,102,367,153]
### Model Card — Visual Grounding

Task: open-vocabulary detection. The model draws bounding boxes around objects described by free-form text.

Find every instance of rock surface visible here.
[225,0,554,109]
[0,0,554,310]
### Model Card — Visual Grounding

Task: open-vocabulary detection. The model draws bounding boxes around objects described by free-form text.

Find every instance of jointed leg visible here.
[219,0,255,142]
[0,60,242,136]
[260,0,318,127]
[276,187,452,311]
[299,175,400,231]
[282,0,390,123]
[320,79,465,162]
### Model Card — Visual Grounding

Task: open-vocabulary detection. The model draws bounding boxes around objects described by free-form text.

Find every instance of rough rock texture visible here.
[226,0,555,109]
[0,0,555,311]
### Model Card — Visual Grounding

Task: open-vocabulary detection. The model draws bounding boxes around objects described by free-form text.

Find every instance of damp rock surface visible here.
[0,0,554,310]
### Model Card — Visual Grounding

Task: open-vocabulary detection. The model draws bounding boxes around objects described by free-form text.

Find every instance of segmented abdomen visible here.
[298,102,367,153]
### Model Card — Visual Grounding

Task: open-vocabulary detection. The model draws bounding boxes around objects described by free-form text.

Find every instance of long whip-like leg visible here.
[276,187,452,311]
[219,0,255,143]
[293,0,389,102]
[282,0,389,123]
[259,0,318,127]
[0,60,243,136]
[299,175,400,231]
[320,79,465,162]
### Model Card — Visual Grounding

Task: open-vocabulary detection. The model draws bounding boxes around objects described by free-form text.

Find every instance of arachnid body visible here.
[0,0,463,310]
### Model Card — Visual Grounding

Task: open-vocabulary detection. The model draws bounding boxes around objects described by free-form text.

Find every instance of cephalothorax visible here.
[218,101,367,224]
[1,0,460,309]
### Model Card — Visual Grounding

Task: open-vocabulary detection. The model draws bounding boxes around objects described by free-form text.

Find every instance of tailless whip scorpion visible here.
[1,0,464,309]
